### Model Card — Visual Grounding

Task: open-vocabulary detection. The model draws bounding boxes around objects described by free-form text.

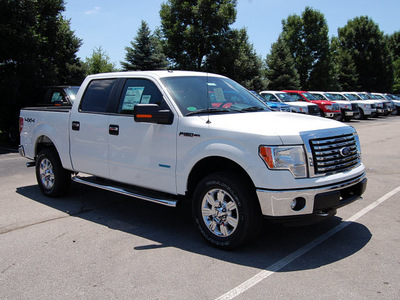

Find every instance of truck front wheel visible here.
[36,148,71,197]
[192,172,262,249]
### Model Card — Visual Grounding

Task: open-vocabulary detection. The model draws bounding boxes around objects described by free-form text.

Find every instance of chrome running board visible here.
[72,175,179,208]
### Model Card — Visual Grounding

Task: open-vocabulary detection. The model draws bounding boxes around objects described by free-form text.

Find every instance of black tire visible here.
[192,172,262,250]
[355,107,365,120]
[334,110,343,121]
[36,148,71,197]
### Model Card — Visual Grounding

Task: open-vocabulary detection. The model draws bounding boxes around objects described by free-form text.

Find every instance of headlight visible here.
[259,145,307,178]
[323,105,334,111]
[299,107,307,113]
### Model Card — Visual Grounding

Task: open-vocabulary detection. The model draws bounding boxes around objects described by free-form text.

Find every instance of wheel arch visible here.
[35,135,56,158]
[186,156,256,199]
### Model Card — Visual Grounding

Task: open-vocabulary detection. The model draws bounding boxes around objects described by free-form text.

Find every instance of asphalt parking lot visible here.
[1,115,399,300]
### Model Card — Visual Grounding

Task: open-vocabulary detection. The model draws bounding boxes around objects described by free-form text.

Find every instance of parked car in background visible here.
[259,91,320,116]
[369,93,396,115]
[250,91,291,112]
[30,86,80,106]
[330,92,374,120]
[1,85,80,145]
[355,92,385,116]
[309,91,359,121]
[283,90,341,119]
[384,94,400,115]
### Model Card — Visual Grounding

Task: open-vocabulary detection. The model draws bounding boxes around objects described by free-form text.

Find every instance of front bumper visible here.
[324,112,341,118]
[256,173,367,217]
[344,110,360,117]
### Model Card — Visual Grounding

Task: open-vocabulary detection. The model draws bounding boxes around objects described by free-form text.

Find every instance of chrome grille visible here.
[309,133,360,175]
[308,105,320,116]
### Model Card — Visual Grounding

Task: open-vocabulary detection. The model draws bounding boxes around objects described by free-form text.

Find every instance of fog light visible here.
[290,197,306,211]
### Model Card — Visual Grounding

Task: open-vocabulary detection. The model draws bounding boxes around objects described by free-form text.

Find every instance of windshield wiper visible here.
[186,108,233,116]
[240,106,267,112]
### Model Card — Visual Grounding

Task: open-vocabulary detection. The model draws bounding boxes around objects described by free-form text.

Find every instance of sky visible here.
[63,0,400,68]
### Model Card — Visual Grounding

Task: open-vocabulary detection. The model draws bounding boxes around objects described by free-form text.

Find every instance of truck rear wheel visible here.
[36,148,71,197]
[192,172,262,249]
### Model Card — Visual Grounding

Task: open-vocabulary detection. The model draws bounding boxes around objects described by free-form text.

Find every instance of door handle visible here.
[109,125,119,135]
[72,121,80,131]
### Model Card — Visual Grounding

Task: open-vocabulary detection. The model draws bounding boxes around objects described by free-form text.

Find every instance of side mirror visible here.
[134,104,174,125]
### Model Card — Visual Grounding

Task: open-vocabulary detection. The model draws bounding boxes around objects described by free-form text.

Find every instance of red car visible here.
[283,90,341,119]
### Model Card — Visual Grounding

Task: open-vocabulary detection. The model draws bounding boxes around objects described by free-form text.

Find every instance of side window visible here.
[262,94,273,101]
[290,93,302,101]
[312,94,324,100]
[80,79,116,113]
[269,95,278,102]
[118,79,164,114]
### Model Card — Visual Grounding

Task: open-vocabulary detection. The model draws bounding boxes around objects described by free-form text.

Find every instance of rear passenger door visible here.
[69,78,119,178]
[107,78,178,194]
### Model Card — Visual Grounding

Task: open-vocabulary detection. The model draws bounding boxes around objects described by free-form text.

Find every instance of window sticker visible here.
[51,92,62,103]
[141,95,151,104]
[122,87,144,110]
[214,88,225,102]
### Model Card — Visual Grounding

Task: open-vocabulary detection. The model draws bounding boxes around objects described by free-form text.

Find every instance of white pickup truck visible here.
[19,71,367,249]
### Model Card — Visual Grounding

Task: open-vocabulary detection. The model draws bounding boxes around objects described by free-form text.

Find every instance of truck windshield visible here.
[343,94,359,101]
[276,93,297,102]
[302,93,318,100]
[160,76,269,116]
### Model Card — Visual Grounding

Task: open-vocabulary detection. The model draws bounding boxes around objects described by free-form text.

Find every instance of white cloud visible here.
[85,7,101,15]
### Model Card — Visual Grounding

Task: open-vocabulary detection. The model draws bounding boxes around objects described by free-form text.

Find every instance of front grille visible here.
[371,104,376,109]
[351,103,358,111]
[332,104,340,111]
[308,105,320,115]
[309,133,360,175]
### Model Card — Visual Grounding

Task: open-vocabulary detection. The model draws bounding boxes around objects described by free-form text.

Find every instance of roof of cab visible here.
[85,70,226,80]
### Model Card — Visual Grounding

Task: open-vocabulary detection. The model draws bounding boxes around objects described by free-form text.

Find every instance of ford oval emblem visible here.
[340,147,351,157]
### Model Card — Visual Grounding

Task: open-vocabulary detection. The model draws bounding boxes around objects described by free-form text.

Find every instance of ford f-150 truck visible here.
[19,71,367,249]
[283,90,341,119]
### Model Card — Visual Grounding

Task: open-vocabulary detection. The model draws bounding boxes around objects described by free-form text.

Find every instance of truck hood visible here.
[203,111,349,144]
[310,100,335,105]
[286,102,316,107]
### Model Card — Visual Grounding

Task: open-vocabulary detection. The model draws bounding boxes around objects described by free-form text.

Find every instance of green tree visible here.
[393,59,400,93]
[265,37,300,90]
[0,0,84,139]
[337,16,393,92]
[160,0,237,70]
[84,47,117,75]
[388,32,400,93]
[121,21,168,71]
[281,7,335,90]
[0,0,84,90]
[330,37,358,91]
[207,28,267,90]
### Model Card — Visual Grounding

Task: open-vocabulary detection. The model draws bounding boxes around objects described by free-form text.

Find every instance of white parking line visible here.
[216,186,400,300]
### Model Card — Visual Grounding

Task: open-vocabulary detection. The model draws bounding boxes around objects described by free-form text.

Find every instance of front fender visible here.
[176,137,263,195]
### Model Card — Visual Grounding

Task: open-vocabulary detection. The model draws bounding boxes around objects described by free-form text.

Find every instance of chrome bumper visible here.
[256,173,367,217]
